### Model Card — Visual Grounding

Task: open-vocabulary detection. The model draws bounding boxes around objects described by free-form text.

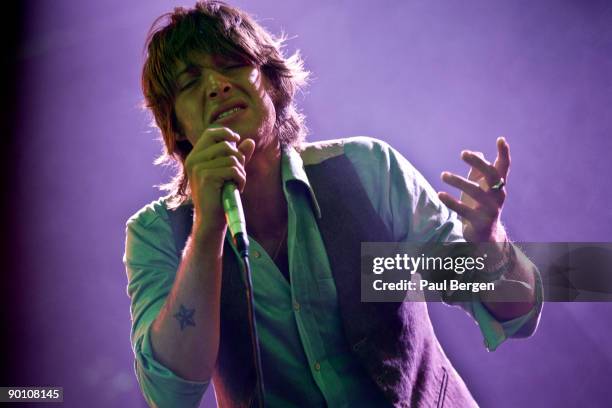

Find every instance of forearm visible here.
[149,225,225,382]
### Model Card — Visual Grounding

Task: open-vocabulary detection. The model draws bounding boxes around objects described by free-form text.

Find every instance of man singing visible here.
[124,1,542,407]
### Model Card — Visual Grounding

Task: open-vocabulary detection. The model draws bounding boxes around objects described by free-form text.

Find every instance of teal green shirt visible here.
[124,137,542,408]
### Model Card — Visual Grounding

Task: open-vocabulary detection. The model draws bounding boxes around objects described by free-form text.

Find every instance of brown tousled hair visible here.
[141,1,309,205]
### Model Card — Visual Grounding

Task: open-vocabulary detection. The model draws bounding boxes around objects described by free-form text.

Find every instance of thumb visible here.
[238,138,256,164]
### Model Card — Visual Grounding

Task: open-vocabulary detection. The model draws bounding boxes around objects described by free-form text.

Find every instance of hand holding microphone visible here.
[184,126,255,242]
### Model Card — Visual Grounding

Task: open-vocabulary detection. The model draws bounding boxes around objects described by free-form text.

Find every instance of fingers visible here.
[461,150,502,190]
[185,126,253,197]
[194,126,241,150]
[185,126,252,170]
[192,165,247,192]
[193,155,245,171]
[238,138,256,165]
[441,172,501,214]
[437,191,479,220]
[186,140,244,168]
[493,136,511,181]
[466,165,484,182]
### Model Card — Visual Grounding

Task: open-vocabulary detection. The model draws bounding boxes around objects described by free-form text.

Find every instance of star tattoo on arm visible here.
[173,304,196,331]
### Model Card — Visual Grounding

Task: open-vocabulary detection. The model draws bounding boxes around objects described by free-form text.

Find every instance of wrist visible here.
[487,221,507,243]
[192,214,227,247]
[478,240,515,282]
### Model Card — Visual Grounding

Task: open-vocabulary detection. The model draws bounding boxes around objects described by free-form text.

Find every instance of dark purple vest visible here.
[168,154,477,408]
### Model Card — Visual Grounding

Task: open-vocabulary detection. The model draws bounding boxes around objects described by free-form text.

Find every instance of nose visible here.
[206,71,232,99]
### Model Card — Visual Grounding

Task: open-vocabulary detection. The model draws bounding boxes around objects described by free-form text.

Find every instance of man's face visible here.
[172,51,277,148]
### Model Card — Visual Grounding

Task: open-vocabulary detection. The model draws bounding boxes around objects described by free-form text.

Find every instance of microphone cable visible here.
[236,248,265,408]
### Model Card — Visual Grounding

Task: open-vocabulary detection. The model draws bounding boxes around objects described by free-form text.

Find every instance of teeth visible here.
[217,107,242,120]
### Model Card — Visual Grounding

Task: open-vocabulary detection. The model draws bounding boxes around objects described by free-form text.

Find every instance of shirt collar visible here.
[281,146,322,219]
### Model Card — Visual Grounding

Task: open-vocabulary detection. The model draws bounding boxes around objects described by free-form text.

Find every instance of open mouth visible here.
[212,103,247,124]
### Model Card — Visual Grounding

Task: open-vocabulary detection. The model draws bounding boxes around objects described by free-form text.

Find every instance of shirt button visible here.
[314,362,321,371]
[252,250,261,259]
[293,301,300,311]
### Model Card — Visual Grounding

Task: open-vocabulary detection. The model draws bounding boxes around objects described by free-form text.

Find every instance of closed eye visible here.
[224,63,247,71]
[221,55,249,71]
[179,78,197,91]
[176,65,202,92]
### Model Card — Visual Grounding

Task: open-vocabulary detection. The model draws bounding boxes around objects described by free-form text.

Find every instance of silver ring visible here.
[491,178,506,191]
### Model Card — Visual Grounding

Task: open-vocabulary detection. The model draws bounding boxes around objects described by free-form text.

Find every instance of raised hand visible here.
[438,137,510,243]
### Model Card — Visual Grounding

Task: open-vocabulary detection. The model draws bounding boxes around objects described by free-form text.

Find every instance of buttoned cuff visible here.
[472,266,544,351]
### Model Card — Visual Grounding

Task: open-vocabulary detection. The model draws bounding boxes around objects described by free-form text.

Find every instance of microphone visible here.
[220,144,264,407]
[222,181,249,257]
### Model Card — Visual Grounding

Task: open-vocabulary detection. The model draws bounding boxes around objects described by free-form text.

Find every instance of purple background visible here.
[6,0,612,406]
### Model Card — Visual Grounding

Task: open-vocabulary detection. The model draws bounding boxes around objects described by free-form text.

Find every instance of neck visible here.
[242,139,287,237]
